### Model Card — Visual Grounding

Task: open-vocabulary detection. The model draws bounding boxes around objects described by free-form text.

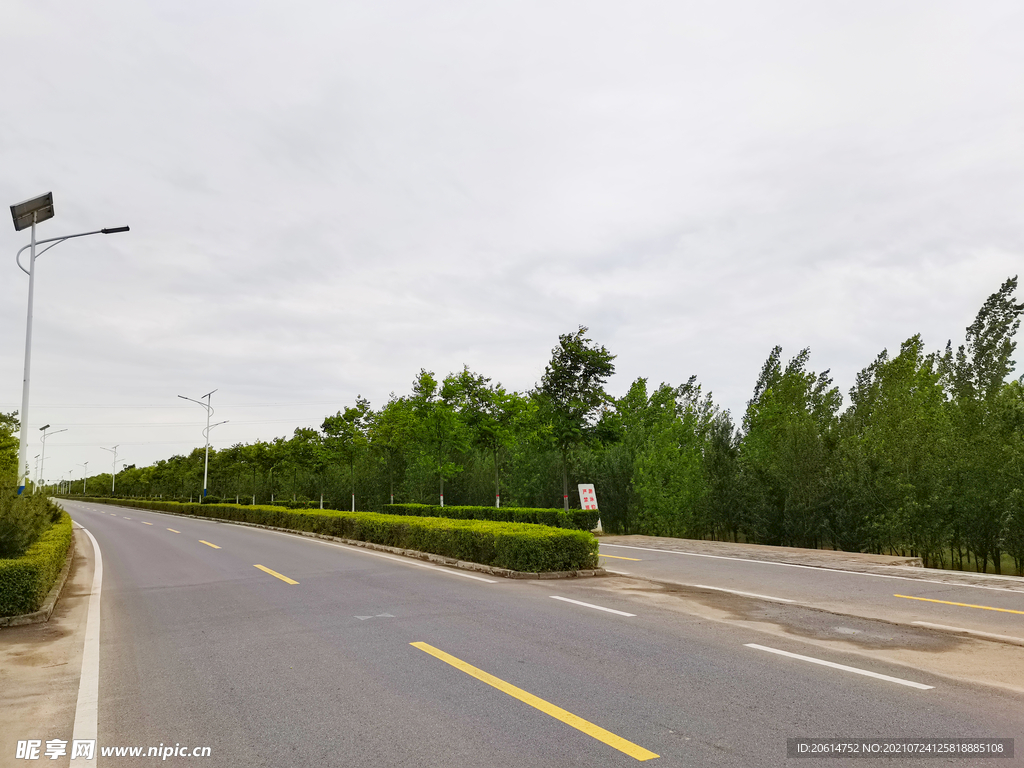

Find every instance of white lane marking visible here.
[284,533,497,583]
[911,621,1024,647]
[692,584,796,603]
[601,544,1024,594]
[67,501,498,584]
[745,643,933,689]
[606,569,632,575]
[70,527,103,766]
[550,595,636,617]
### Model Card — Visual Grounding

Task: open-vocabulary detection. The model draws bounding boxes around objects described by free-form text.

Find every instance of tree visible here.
[0,411,19,488]
[322,397,372,511]
[630,378,721,538]
[942,277,1024,573]
[838,336,952,562]
[536,327,616,511]
[448,367,526,507]
[290,427,329,507]
[410,371,468,506]
[369,395,415,506]
[740,347,841,547]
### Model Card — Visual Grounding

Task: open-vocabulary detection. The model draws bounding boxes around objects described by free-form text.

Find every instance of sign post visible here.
[577,483,601,532]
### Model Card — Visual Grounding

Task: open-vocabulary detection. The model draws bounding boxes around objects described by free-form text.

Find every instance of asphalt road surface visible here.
[596,539,1024,641]
[5,499,1022,768]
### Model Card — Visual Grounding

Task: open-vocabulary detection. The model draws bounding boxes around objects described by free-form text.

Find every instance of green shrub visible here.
[0,489,62,558]
[0,511,73,617]
[383,503,600,532]
[77,498,598,572]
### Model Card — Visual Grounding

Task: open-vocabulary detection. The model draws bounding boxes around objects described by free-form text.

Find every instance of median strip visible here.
[254,565,299,584]
[745,643,933,689]
[411,642,658,761]
[198,540,220,549]
[894,594,1024,615]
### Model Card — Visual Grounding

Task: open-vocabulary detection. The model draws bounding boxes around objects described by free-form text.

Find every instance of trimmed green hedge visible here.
[75,498,598,572]
[383,503,600,531]
[0,511,73,617]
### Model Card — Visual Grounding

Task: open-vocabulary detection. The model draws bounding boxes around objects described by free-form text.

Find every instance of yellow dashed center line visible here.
[167,528,180,533]
[254,565,299,584]
[141,521,154,525]
[123,517,131,520]
[411,642,659,761]
[198,540,221,549]
[600,554,642,561]
[894,594,1024,615]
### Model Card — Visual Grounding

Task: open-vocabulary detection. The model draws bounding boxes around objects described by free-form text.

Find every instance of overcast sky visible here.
[3,1,1023,485]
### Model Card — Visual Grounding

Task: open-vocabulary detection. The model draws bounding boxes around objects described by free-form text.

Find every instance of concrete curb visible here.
[0,531,77,629]
[68,503,607,580]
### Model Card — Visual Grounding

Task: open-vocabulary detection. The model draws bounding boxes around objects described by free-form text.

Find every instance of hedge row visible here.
[74,498,599,572]
[0,511,73,617]
[383,503,600,531]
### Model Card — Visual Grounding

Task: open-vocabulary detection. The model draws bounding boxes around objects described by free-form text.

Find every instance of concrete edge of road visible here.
[62,501,609,581]
[0,529,77,628]
[606,571,1024,649]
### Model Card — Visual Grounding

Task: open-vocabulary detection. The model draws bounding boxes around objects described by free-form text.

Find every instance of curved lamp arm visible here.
[17,226,130,275]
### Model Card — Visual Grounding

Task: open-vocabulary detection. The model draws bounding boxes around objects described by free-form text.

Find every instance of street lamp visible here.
[79,461,89,495]
[33,454,40,490]
[100,445,119,495]
[178,390,226,503]
[39,424,67,490]
[11,191,129,494]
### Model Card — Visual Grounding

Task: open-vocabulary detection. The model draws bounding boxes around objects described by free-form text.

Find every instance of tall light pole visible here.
[79,462,89,495]
[39,424,67,490]
[178,390,225,503]
[101,445,119,495]
[33,454,40,490]
[11,191,129,495]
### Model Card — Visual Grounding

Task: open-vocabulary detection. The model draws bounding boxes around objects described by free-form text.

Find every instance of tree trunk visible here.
[494,446,500,508]
[561,448,569,512]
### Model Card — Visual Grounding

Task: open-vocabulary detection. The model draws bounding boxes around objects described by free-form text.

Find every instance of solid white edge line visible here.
[550,595,635,617]
[692,584,796,603]
[744,643,933,690]
[600,544,1024,594]
[70,527,103,766]
[911,621,1024,647]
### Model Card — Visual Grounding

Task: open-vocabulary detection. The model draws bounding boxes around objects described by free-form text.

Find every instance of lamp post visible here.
[100,446,119,495]
[79,462,89,495]
[33,454,40,490]
[39,424,67,490]
[10,191,129,495]
[178,390,225,503]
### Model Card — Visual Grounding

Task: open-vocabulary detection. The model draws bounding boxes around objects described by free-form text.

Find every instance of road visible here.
[3,499,1022,767]
[596,538,1024,642]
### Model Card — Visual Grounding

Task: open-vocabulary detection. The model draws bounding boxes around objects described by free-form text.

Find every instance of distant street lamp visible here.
[79,461,89,495]
[178,390,226,503]
[100,445,119,495]
[10,191,129,495]
[39,424,67,490]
